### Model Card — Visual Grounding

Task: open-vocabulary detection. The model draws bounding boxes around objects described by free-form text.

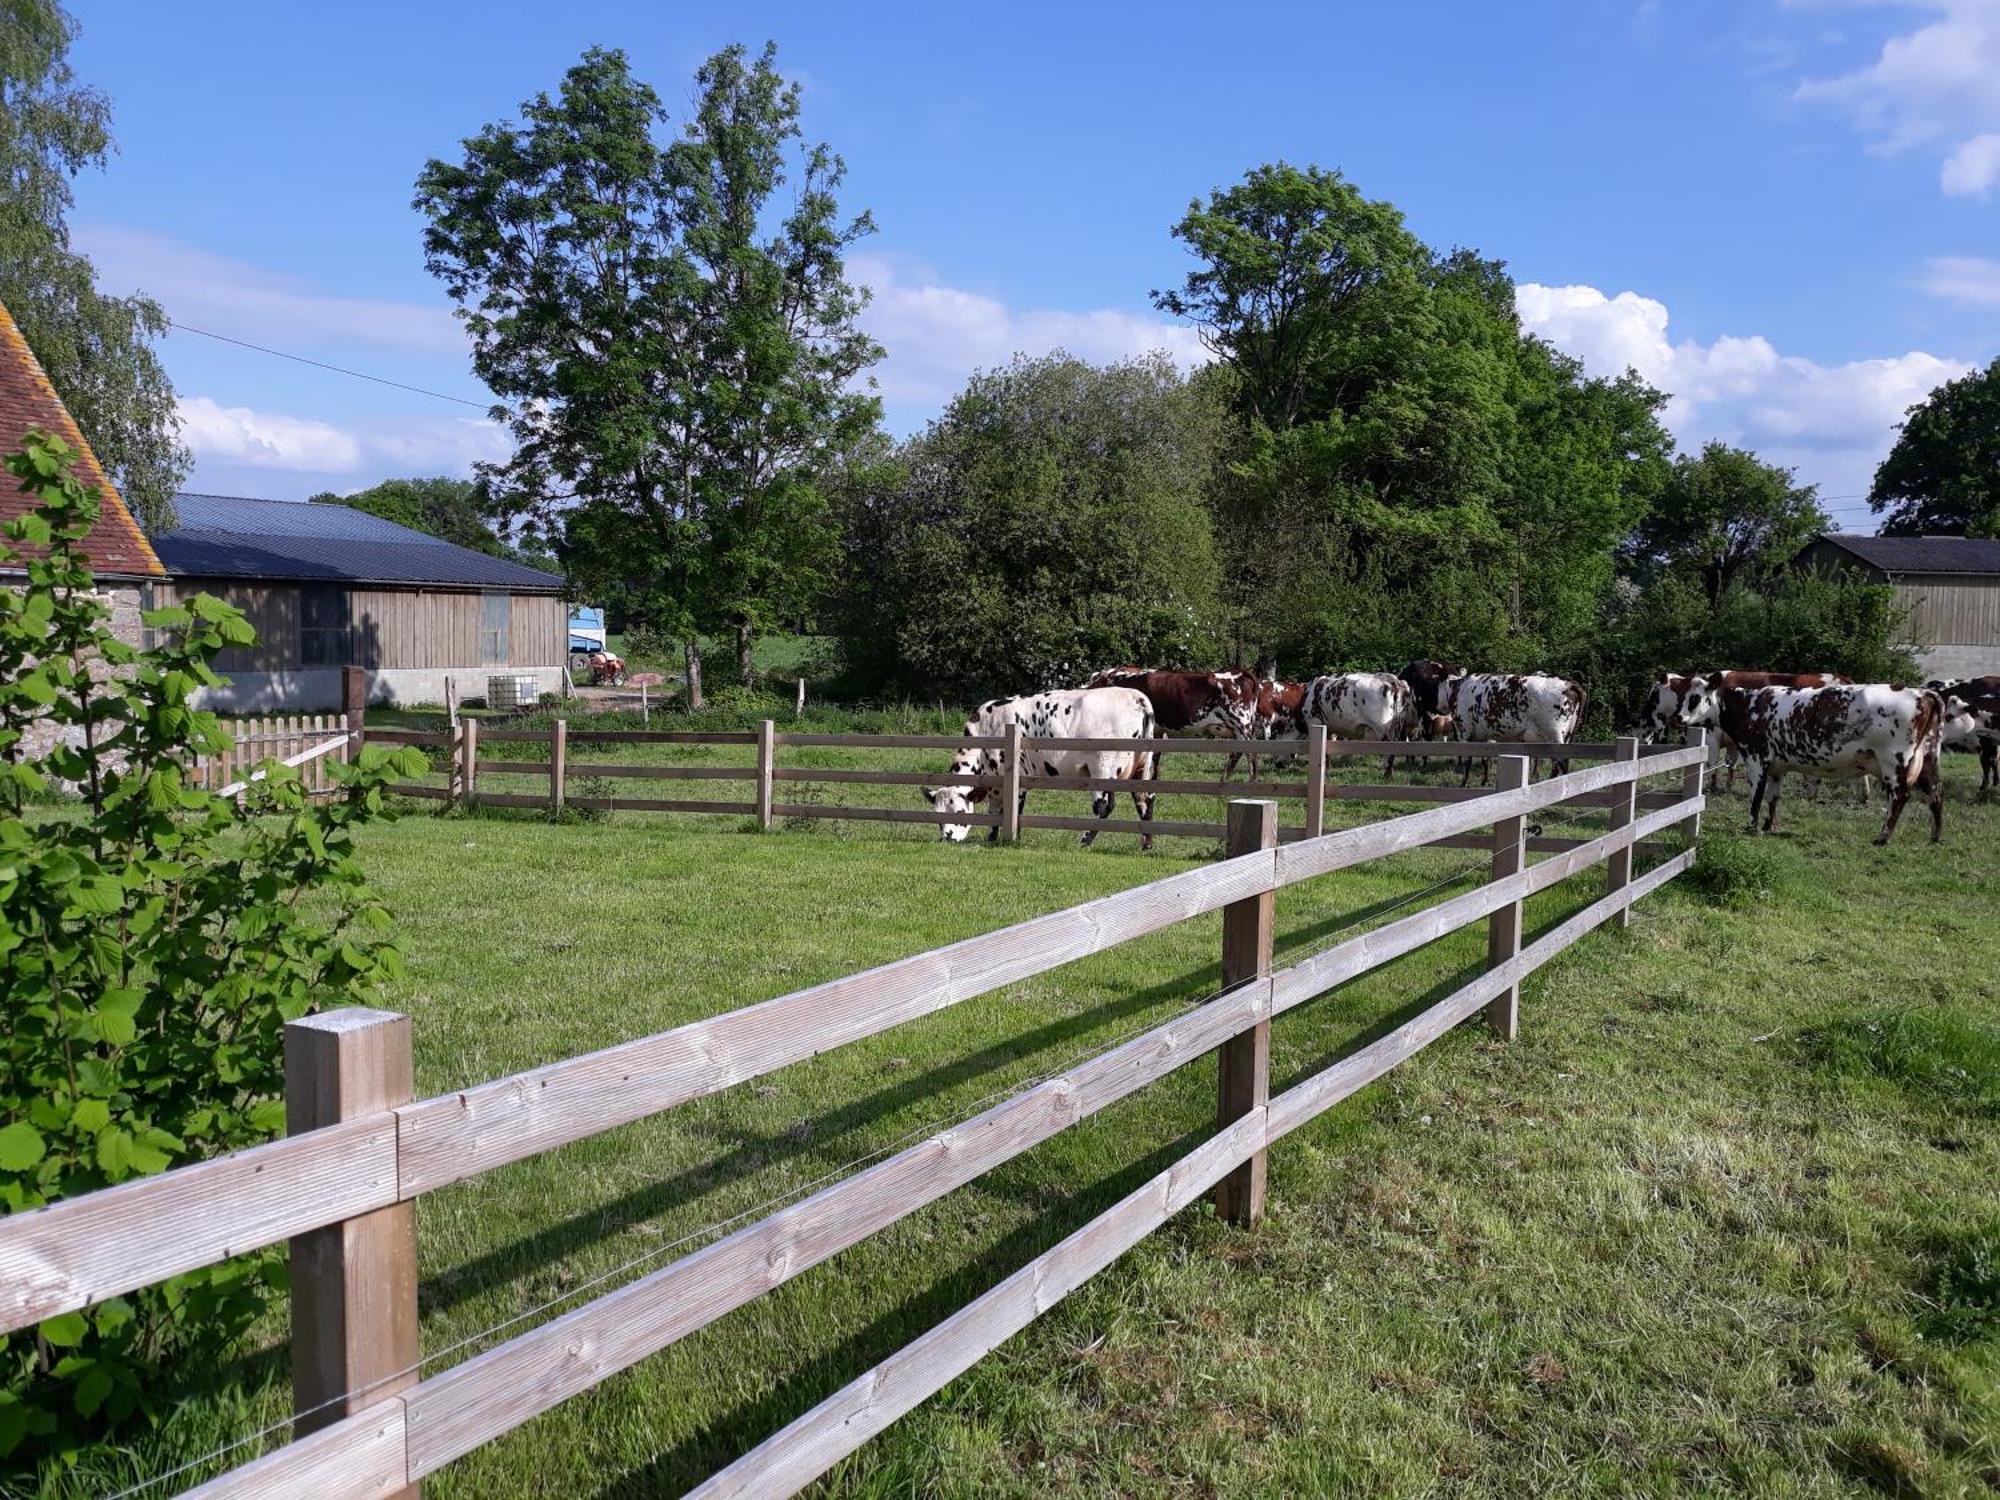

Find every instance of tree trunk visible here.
[734,619,755,690]
[683,637,705,710]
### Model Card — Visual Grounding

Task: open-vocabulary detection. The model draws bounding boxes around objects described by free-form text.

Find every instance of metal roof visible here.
[151,493,564,591]
[1805,533,2000,576]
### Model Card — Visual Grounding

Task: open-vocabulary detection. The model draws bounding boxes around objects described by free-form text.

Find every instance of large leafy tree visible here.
[1622,441,1829,607]
[0,0,187,530]
[831,353,1229,696]
[1869,358,2000,538]
[415,43,881,705]
[305,475,556,568]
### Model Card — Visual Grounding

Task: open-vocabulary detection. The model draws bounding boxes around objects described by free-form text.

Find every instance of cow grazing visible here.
[925,687,1158,847]
[1717,683,1949,844]
[1085,668,1255,741]
[1930,676,2000,795]
[1440,672,1589,783]
[1300,672,1423,779]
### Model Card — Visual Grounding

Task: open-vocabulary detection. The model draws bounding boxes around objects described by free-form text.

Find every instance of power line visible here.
[166,320,494,411]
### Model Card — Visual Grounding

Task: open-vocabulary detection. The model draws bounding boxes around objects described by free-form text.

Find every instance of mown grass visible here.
[25,749,2000,1499]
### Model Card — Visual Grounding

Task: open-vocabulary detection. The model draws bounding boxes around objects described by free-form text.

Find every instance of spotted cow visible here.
[1440,672,1589,784]
[1300,672,1423,779]
[1930,676,2000,796]
[925,687,1158,847]
[1717,683,1951,844]
[1220,674,1308,779]
[1638,669,1850,792]
[1399,660,1465,718]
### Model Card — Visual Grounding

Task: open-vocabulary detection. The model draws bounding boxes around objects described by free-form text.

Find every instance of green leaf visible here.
[73,1364,113,1419]
[0,1122,46,1171]
[71,1098,110,1133]
[38,1311,87,1348]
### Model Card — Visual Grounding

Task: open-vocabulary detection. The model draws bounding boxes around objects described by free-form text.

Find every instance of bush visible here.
[1680,828,1789,909]
[0,432,425,1466]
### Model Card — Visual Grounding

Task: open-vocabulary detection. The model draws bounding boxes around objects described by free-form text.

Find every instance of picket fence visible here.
[0,729,1710,1498]
[192,715,356,798]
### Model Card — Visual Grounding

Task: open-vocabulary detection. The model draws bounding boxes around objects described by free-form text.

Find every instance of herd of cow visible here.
[921,663,2000,850]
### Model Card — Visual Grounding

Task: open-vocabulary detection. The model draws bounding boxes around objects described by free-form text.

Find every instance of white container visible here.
[487,674,539,711]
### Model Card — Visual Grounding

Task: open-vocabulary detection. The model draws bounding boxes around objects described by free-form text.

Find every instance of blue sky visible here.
[66,0,2000,531]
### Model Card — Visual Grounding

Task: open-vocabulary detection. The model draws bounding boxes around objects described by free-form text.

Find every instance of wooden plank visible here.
[561,763,754,781]
[773,733,1005,750]
[363,728,452,746]
[1606,737,1640,929]
[464,728,556,745]
[756,720,775,832]
[177,1398,411,1500]
[1304,723,1327,839]
[389,785,451,801]
[564,797,758,815]
[1015,814,1222,839]
[474,760,553,776]
[399,977,1273,1477]
[683,1110,1270,1500]
[392,850,1276,1195]
[564,730,759,745]
[1683,726,1709,838]
[1215,801,1276,1226]
[1014,775,1307,798]
[771,768,1002,789]
[770,803,1002,828]
[1000,722,1021,844]
[0,1116,396,1334]
[1486,755,1529,1040]
[286,1012,420,1496]
[550,719,566,813]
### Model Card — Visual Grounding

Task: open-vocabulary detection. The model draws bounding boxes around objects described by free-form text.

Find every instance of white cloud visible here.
[1517,282,1967,514]
[77,223,466,357]
[850,254,1208,410]
[175,396,508,478]
[1919,253,2000,306]
[1794,0,2000,194]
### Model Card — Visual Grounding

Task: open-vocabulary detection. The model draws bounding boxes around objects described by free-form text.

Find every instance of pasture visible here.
[37,744,2000,1499]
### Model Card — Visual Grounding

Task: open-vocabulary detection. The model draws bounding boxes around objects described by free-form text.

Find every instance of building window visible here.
[299,585,350,666]
[481,590,510,665]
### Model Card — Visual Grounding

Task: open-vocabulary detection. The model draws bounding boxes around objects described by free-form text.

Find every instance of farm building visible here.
[148,493,568,711]
[1793,533,2000,681]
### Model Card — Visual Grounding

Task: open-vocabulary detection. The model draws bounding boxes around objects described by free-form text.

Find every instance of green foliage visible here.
[308,476,552,570]
[1870,357,2000,537]
[830,354,1229,696]
[1623,441,1830,607]
[0,0,187,530]
[1926,1221,2000,1342]
[1678,827,1791,909]
[0,432,425,1467]
[416,41,881,706]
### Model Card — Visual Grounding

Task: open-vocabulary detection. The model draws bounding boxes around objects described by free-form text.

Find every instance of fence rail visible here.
[374,715,1690,846]
[192,714,356,796]
[0,730,1711,1498]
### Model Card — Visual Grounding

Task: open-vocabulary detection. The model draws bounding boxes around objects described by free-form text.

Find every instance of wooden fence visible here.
[0,732,1710,1498]
[193,714,357,797]
[370,716,1688,851]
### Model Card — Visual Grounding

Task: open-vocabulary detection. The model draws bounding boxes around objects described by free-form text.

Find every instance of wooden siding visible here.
[1890,577,2000,647]
[160,582,566,671]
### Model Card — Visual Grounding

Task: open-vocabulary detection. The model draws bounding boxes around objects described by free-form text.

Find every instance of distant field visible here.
[37,747,2000,1499]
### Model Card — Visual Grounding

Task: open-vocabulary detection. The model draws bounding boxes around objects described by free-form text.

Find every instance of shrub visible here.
[1680,828,1789,909]
[0,432,425,1466]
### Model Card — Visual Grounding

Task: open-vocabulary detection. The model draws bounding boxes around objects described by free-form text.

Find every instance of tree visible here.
[307,476,555,566]
[1869,358,2000,537]
[0,0,188,530]
[830,353,1228,697]
[1623,441,1829,607]
[415,43,881,706]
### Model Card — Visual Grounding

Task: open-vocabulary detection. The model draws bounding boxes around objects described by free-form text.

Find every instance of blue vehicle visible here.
[568,604,607,656]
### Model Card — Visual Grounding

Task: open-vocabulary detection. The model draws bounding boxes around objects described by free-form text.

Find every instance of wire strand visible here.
[166,321,494,411]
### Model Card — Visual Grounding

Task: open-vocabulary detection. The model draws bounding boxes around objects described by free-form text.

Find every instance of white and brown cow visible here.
[925,687,1158,847]
[1439,672,1589,784]
[1300,672,1423,779]
[1638,669,1849,792]
[1718,683,1950,844]
[1930,676,2000,796]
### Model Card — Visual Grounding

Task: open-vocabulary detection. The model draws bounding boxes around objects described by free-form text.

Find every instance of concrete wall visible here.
[191,664,566,713]
[1915,642,2000,683]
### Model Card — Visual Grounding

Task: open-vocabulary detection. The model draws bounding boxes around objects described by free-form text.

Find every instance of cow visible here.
[1399,659,1465,717]
[924,687,1158,847]
[1930,676,2000,795]
[1089,666,1259,784]
[1637,669,1850,793]
[1219,674,1308,779]
[1716,683,1950,844]
[1439,672,1589,784]
[1299,672,1423,779]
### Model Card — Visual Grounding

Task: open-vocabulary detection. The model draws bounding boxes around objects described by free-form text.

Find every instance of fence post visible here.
[1606,735,1640,928]
[551,718,567,814]
[285,1009,420,1497]
[1214,798,1276,1227]
[459,717,479,807]
[1485,754,1529,1041]
[757,719,776,832]
[1000,721,1022,844]
[1683,725,1708,839]
[1304,722,1327,840]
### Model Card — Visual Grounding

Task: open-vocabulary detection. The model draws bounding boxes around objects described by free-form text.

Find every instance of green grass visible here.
[25,757,2000,1499]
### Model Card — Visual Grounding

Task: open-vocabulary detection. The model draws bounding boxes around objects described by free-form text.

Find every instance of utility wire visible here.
[166,320,494,411]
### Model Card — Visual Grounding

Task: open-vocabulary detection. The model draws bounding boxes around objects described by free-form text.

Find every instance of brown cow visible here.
[1640,669,1850,792]
[1930,675,2000,795]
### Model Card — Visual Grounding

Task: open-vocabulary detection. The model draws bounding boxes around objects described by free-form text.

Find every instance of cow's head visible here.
[1939,693,1987,749]
[923,741,991,842]
[1636,671,1694,742]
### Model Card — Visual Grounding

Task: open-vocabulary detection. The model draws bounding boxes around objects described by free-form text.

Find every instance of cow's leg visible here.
[1131,780,1156,852]
[1923,759,1944,843]
[1762,770,1784,833]
[1982,741,1996,796]
[1460,754,1475,788]
[1081,789,1112,847]
[1746,762,1769,832]
[1854,774,1871,808]
[1875,759,1914,844]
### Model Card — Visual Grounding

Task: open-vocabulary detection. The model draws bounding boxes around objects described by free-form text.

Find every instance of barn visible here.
[1793,533,2000,682]
[148,493,568,711]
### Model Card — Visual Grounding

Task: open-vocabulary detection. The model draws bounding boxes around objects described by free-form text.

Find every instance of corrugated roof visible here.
[152,492,564,590]
[1806,533,2000,576]
[0,296,164,578]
